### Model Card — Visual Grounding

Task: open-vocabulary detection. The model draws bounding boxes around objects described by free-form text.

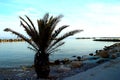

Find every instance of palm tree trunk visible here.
[34,52,50,79]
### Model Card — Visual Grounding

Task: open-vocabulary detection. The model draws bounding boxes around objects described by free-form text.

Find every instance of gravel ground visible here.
[0,63,98,80]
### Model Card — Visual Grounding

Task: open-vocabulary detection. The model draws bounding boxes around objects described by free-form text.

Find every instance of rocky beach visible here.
[0,43,120,80]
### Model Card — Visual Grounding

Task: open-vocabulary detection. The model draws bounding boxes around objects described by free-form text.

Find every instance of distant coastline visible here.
[0,39,31,42]
[1,37,120,42]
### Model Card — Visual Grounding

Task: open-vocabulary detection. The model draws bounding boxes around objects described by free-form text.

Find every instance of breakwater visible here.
[93,37,120,42]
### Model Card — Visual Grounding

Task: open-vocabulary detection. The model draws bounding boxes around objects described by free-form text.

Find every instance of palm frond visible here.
[20,16,39,39]
[20,17,36,41]
[37,14,63,51]
[47,15,63,34]
[4,13,82,55]
[48,30,83,51]
[4,28,38,51]
[57,30,83,41]
[47,42,65,54]
[43,13,49,23]
[52,25,69,39]
[47,25,69,51]
[19,16,33,32]
[48,49,60,54]
[25,16,38,34]
[28,46,37,52]
[20,21,33,37]
[37,19,45,36]
[20,16,41,49]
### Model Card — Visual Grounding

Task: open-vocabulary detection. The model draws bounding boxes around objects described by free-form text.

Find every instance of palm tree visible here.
[4,13,83,79]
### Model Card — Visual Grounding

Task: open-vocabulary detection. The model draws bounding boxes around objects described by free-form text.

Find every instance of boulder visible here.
[89,53,94,56]
[77,56,81,61]
[54,59,60,65]
[70,61,83,68]
[98,50,109,58]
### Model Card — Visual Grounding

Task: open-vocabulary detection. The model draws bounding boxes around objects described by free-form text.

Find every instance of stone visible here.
[54,59,60,65]
[77,56,81,61]
[98,50,109,58]
[89,53,94,56]
[61,58,70,64]
[70,61,83,68]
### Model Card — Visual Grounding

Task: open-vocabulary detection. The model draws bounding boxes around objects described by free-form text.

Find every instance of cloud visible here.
[74,3,120,37]
[83,3,120,26]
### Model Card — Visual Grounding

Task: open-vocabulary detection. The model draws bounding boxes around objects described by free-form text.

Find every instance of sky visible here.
[0,0,120,38]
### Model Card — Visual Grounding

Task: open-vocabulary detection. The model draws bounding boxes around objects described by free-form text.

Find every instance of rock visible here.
[109,49,118,53]
[77,56,81,61]
[72,55,76,57]
[70,61,83,68]
[54,59,60,65]
[89,53,94,56]
[98,50,109,58]
[61,58,70,64]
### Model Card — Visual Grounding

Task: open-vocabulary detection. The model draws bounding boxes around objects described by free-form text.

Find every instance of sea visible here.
[0,38,118,68]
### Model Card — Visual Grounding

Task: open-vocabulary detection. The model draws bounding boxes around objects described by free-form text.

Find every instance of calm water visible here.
[0,39,117,68]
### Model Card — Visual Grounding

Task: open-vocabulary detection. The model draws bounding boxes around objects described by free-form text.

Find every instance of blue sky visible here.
[0,0,120,38]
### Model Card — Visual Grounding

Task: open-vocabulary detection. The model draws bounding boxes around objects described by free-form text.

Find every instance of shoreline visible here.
[0,42,120,79]
[0,62,99,80]
[64,57,120,80]
[0,57,118,80]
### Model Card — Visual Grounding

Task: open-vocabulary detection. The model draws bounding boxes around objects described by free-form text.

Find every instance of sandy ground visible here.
[0,62,98,80]
[64,57,120,80]
[0,58,120,80]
